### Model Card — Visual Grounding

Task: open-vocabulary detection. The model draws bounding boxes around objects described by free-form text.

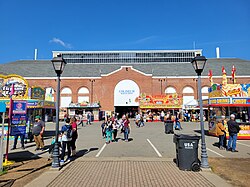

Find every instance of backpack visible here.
[63,125,73,139]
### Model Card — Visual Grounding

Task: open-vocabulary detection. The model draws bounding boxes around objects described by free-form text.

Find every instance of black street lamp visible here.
[51,54,66,168]
[191,56,209,168]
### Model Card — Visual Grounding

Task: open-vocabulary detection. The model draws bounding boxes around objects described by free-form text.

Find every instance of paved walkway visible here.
[26,158,231,187]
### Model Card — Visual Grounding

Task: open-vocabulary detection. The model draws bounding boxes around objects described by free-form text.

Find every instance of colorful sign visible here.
[31,86,45,100]
[0,74,29,99]
[10,114,27,136]
[13,100,27,114]
[138,93,183,109]
[232,98,250,104]
[209,84,250,98]
[209,98,230,105]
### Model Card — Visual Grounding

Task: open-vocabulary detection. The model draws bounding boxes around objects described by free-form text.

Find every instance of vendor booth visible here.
[67,102,100,121]
[138,93,183,121]
[204,67,250,140]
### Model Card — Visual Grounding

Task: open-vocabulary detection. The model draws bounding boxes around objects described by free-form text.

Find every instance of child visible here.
[105,119,113,144]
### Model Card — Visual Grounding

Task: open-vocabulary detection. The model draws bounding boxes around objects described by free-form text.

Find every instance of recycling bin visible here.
[173,134,200,171]
[165,120,174,134]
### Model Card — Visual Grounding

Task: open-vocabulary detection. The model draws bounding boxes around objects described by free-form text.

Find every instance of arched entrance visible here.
[114,80,140,118]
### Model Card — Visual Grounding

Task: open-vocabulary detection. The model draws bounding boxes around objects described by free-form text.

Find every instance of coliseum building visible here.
[1,49,249,120]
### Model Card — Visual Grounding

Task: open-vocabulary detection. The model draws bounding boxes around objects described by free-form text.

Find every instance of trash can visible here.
[165,120,174,134]
[173,134,200,171]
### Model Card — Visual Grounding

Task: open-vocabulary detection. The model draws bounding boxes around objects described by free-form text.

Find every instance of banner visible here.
[209,84,250,98]
[138,93,183,109]
[10,114,27,136]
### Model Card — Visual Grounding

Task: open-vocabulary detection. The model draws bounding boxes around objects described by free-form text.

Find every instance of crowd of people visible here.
[101,114,131,143]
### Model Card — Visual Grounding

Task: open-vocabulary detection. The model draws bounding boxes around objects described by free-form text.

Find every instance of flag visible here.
[208,69,213,86]
[222,66,227,85]
[222,66,226,74]
[231,65,236,83]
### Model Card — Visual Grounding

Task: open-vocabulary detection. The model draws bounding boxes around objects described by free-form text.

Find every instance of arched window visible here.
[78,87,89,94]
[78,87,89,103]
[61,87,72,107]
[202,86,209,99]
[165,87,176,94]
[201,87,209,93]
[61,87,72,94]
[183,86,194,93]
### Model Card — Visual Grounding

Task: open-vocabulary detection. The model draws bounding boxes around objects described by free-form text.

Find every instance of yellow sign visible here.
[0,74,29,99]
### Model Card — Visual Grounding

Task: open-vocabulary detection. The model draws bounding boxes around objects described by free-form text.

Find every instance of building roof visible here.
[0,58,249,78]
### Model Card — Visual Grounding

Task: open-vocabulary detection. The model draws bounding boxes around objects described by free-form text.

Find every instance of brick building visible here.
[1,50,249,119]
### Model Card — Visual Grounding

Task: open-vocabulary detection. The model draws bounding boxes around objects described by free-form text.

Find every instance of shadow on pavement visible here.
[7,150,41,162]
[193,130,210,136]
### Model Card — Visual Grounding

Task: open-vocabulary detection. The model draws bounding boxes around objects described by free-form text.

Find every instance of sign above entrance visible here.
[114,80,140,106]
[138,93,183,109]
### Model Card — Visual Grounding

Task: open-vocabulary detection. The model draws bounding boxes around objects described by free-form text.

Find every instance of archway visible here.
[114,80,140,118]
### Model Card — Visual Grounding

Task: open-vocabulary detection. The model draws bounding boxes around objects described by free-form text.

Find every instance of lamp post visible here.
[191,56,209,168]
[51,54,66,168]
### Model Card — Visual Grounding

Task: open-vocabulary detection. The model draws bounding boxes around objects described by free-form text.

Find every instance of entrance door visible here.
[115,106,138,118]
[114,80,140,118]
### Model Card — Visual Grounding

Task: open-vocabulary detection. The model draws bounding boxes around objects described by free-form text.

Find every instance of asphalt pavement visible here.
[4,120,250,186]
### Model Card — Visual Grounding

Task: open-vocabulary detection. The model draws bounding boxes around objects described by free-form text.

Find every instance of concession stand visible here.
[138,93,183,121]
[67,102,100,121]
[204,67,250,140]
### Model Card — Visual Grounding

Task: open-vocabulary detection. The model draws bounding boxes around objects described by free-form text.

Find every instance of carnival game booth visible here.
[138,93,183,121]
[205,67,250,140]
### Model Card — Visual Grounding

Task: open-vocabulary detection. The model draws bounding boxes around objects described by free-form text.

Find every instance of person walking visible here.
[140,113,145,127]
[227,114,241,152]
[123,116,130,142]
[112,119,119,142]
[32,115,45,151]
[135,113,140,127]
[60,118,72,164]
[70,117,78,157]
[101,120,106,138]
[78,114,84,127]
[105,118,113,144]
[86,112,91,125]
[174,116,182,130]
[216,119,226,150]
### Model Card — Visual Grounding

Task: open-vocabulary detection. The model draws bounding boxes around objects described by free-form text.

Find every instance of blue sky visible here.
[0,0,249,63]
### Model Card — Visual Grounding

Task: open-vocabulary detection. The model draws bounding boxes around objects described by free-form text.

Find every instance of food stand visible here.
[138,93,183,121]
[204,67,250,140]
[67,102,100,121]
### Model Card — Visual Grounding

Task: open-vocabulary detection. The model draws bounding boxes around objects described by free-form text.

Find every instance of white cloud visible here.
[49,38,72,49]
[134,36,158,44]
